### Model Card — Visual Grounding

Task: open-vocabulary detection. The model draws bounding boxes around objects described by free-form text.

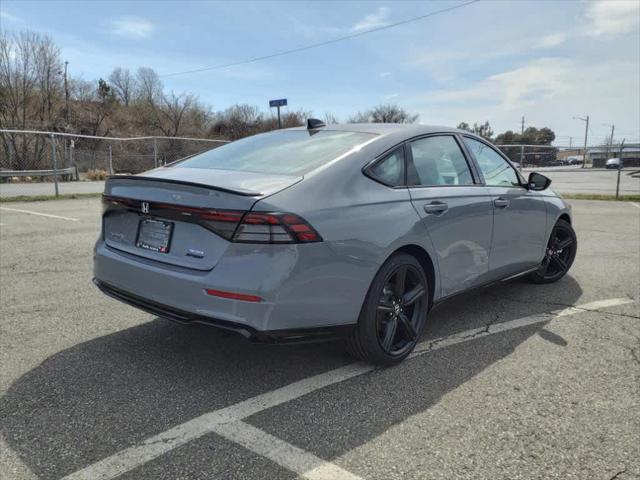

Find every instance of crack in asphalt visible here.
[609,467,627,480]
[474,310,502,337]
[495,296,640,320]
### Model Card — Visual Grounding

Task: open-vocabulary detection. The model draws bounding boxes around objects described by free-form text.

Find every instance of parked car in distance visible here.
[605,157,622,169]
[94,121,577,365]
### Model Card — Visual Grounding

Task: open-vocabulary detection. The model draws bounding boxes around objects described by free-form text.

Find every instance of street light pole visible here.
[573,115,589,168]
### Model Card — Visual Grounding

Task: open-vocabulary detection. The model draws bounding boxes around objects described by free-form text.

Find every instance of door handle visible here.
[494,198,510,208]
[424,201,448,215]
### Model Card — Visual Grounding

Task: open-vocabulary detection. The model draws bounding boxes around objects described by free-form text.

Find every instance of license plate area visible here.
[136,218,173,253]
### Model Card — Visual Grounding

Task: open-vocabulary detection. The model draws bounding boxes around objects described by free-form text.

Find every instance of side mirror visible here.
[528,172,551,191]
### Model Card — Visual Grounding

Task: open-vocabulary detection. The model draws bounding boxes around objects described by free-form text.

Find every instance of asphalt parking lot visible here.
[521,168,639,195]
[1,198,639,480]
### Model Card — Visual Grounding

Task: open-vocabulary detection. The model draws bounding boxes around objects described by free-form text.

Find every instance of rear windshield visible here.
[176,130,376,175]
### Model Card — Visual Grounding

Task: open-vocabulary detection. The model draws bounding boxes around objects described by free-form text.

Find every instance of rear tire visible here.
[527,219,577,284]
[346,253,429,366]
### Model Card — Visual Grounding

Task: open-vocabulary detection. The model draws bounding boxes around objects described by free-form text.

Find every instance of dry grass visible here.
[84,169,109,181]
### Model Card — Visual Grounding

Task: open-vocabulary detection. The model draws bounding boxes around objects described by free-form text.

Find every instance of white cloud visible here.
[535,32,567,49]
[108,16,155,39]
[584,0,640,37]
[351,7,389,32]
[379,71,391,77]
[414,57,639,139]
[422,58,571,108]
[0,11,22,22]
[383,93,399,100]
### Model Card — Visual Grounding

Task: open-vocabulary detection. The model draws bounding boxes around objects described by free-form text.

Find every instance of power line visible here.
[159,0,481,78]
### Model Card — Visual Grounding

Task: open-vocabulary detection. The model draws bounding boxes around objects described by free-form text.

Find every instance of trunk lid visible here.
[102,168,301,271]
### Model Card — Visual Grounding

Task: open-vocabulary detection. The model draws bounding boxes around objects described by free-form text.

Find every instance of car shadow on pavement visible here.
[0,276,581,479]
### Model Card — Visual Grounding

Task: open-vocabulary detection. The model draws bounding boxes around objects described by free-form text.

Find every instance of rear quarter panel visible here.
[254,145,441,325]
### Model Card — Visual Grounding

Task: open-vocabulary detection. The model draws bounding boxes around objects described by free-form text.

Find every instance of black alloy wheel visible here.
[376,264,426,356]
[529,219,577,284]
[346,253,429,365]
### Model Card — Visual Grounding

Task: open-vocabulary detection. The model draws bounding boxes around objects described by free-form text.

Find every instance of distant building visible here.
[587,143,640,168]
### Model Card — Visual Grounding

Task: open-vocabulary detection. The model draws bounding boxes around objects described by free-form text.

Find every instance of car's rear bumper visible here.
[93,278,352,343]
[93,239,372,333]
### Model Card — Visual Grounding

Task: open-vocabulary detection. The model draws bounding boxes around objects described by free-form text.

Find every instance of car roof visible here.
[288,123,466,137]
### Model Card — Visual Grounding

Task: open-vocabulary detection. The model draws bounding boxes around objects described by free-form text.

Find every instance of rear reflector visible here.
[205,288,263,302]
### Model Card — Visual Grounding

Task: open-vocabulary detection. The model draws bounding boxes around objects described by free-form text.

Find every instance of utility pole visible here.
[519,116,525,165]
[602,123,615,161]
[569,137,572,149]
[573,115,589,168]
[64,61,70,125]
[615,139,625,200]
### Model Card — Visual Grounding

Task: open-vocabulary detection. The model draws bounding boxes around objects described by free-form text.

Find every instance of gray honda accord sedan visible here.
[94,121,576,365]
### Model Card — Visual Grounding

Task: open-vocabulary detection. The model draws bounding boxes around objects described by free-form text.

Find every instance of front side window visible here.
[408,135,474,186]
[463,137,520,187]
[369,148,405,186]
[177,130,377,175]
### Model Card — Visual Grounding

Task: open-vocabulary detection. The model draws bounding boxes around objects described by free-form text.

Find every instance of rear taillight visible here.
[102,195,321,244]
[233,212,322,244]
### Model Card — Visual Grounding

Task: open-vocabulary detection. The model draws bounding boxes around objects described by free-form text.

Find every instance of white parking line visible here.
[630,202,640,209]
[0,206,79,221]
[213,421,363,480]
[62,297,634,480]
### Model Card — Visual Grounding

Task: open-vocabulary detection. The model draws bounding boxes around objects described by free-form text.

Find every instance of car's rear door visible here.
[406,134,494,298]
[462,136,548,279]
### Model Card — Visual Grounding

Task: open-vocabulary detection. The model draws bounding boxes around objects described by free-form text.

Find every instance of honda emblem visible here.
[141,201,150,214]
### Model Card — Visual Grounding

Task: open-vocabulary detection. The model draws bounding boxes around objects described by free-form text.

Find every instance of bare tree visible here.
[109,67,135,107]
[323,112,339,124]
[153,92,197,137]
[72,78,117,137]
[135,67,163,104]
[348,104,418,124]
[211,104,264,140]
[369,104,418,123]
[263,109,309,131]
[0,31,62,169]
[347,111,370,123]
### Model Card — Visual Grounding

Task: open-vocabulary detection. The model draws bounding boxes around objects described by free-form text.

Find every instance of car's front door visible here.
[462,136,548,279]
[406,135,494,298]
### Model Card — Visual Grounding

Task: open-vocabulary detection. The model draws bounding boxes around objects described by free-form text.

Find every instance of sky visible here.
[1,0,639,146]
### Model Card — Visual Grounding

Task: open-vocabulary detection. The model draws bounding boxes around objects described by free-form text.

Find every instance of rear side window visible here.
[177,130,376,175]
[408,136,474,186]
[463,137,520,187]
[369,148,405,186]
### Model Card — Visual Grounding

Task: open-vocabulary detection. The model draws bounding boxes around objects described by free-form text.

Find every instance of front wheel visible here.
[528,219,577,284]
[345,253,429,366]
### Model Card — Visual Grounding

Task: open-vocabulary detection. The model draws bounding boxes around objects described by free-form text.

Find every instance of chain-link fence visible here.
[495,143,640,169]
[0,130,228,198]
[1,130,638,199]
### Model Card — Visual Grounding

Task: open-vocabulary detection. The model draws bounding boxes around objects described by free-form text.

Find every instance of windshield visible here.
[176,130,376,175]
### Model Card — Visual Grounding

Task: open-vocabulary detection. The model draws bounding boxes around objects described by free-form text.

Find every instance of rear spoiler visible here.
[106,175,262,196]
